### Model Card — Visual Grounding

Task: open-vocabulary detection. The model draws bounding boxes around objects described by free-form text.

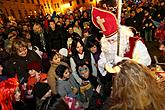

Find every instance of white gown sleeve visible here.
[90,53,97,77]
[70,57,82,85]
[133,40,151,66]
[98,52,107,76]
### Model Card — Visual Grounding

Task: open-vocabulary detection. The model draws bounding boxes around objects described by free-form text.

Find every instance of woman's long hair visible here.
[103,60,165,110]
[71,38,85,56]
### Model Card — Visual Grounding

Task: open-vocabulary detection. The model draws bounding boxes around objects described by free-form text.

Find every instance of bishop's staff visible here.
[117,0,122,56]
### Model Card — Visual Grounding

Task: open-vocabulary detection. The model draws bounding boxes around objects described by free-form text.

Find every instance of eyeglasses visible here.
[78,67,89,73]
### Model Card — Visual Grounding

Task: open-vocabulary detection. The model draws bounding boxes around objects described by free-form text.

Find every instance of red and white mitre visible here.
[91,7,118,37]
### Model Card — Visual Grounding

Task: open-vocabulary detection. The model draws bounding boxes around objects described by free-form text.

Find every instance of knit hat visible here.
[27,61,41,72]
[35,82,50,99]
[59,48,68,57]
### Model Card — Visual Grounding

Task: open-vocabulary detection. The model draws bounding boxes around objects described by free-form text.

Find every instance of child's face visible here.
[90,45,97,53]
[0,65,3,75]
[17,46,28,57]
[63,68,70,79]
[14,88,21,101]
[159,44,165,51]
[52,55,61,64]
[78,65,89,79]
[28,69,39,77]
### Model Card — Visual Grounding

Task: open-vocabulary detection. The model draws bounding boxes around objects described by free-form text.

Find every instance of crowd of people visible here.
[0,0,164,110]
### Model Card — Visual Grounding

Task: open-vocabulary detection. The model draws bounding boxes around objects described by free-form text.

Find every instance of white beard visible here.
[101,25,134,62]
[101,35,117,63]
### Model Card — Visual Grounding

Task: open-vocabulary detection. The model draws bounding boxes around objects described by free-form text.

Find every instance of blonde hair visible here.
[12,38,28,54]
[33,23,41,33]
[103,60,165,110]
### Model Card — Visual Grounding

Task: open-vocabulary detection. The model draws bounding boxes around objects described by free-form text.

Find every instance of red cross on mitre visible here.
[91,7,118,37]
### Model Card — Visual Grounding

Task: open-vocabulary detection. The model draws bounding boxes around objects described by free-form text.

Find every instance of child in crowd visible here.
[56,63,79,98]
[0,74,19,110]
[78,64,103,109]
[26,61,47,110]
[47,52,62,95]
[159,41,165,52]
[55,63,80,110]
[103,60,165,110]
[13,87,28,110]
[27,61,47,89]
[59,48,70,65]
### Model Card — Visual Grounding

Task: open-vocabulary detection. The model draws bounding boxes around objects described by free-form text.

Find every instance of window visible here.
[47,2,50,8]
[57,3,59,8]
[31,0,34,4]
[82,0,85,3]
[69,1,72,6]
[5,8,9,16]
[26,0,30,3]
[54,4,56,8]
[18,10,23,19]
[24,10,28,16]
[76,0,80,5]
[10,9,16,18]
[37,0,40,4]
[21,0,24,3]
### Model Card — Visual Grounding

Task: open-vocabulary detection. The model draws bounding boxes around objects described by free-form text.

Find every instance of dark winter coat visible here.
[5,50,41,84]
[47,28,65,52]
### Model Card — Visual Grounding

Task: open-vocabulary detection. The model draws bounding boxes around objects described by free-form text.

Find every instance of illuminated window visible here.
[26,0,30,3]
[21,0,24,3]
[10,9,16,18]
[47,2,50,8]
[24,10,28,16]
[57,3,59,8]
[18,10,23,19]
[82,0,85,3]
[31,0,34,4]
[69,1,72,6]
[37,0,40,4]
[5,8,9,16]
[76,0,80,4]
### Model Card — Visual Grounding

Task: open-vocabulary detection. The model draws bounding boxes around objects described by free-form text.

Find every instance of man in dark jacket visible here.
[31,23,49,53]
[48,20,65,55]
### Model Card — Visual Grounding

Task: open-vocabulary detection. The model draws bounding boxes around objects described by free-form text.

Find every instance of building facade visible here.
[40,0,97,14]
[0,0,98,20]
[0,0,43,20]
